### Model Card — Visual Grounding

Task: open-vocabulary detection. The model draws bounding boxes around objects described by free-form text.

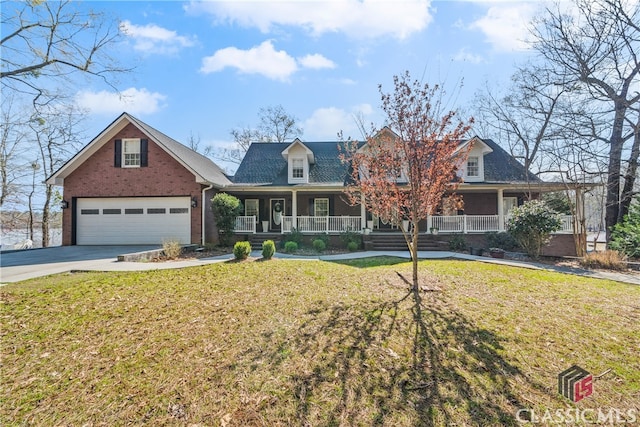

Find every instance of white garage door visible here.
[76,197,191,245]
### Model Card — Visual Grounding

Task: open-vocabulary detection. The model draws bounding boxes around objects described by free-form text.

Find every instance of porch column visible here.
[292,189,298,229]
[360,194,366,230]
[497,188,505,231]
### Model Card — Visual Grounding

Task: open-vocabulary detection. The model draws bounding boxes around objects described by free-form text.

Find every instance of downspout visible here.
[202,184,214,246]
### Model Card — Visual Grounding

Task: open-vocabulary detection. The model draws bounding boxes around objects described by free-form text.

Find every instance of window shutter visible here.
[329,196,335,216]
[140,139,148,167]
[114,140,122,167]
[309,199,314,216]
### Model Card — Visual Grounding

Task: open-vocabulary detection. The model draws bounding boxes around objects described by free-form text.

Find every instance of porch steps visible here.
[364,233,447,251]
[247,233,282,250]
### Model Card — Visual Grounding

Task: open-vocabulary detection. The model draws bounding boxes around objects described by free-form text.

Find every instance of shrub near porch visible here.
[1,260,638,425]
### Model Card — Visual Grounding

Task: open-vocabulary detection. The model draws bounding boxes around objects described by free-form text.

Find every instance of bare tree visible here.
[530,0,640,239]
[473,65,568,183]
[1,0,130,105]
[0,97,30,209]
[342,72,473,291]
[220,105,303,165]
[256,105,303,143]
[28,103,84,247]
[187,131,213,158]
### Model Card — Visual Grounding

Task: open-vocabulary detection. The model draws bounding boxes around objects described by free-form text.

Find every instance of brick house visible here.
[225,133,577,255]
[46,113,230,245]
[48,113,577,255]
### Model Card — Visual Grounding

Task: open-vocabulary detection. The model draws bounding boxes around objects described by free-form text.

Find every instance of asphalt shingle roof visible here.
[232,141,353,185]
[231,138,540,186]
[480,138,541,183]
[127,114,232,187]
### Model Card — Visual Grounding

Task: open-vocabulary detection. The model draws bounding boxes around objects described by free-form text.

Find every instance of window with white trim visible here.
[123,139,141,167]
[245,199,259,221]
[466,156,479,177]
[292,158,304,179]
[314,198,329,217]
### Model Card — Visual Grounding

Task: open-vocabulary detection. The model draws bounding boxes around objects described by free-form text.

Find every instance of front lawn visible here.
[2,259,638,425]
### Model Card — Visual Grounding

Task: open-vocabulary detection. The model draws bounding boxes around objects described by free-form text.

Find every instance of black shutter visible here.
[309,198,314,216]
[114,139,122,167]
[140,139,148,167]
[329,196,335,216]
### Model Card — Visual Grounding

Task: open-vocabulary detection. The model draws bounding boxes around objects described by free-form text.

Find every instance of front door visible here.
[270,199,285,231]
[503,197,518,216]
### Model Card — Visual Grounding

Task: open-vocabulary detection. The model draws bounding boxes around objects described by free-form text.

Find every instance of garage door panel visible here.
[76,197,191,245]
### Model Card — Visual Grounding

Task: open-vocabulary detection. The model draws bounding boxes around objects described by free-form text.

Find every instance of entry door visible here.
[503,197,518,216]
[270,199,285,231]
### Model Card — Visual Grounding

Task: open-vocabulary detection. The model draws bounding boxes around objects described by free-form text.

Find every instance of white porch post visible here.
[497,188,505,231]
[292,189,298,229]
[360,194,366,231]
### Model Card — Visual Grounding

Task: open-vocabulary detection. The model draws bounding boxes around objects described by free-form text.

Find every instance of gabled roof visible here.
[479,138,541,183]
[46,112,231,188]
[232,141,355,186]
[281,138,315,163]
[231,137,540,187]
[459,136,493,155]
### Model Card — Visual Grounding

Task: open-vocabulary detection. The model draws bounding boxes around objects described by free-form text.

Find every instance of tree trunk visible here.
[605,102,627,241]
[411,222,419,291]
[27,191,34,241]
[572,187,587,257]
[41,184,52,247]
[618,124,639,222]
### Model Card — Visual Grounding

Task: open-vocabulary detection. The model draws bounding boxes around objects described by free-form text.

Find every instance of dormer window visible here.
[466,157,479,177]
[282,139,314,184]
[292,158,304,179]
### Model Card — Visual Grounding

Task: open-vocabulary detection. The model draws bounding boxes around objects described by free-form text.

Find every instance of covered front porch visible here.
[235,213,573,234]
[230,187,574,235]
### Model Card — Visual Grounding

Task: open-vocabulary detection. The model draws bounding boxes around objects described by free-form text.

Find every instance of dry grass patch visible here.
[579,250,628,271]
[1,259,639,426]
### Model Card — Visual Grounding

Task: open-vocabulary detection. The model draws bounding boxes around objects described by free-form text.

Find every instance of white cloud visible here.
[120,20,196,55]
[200,40,298,81]
[185,0,433,40]
[200,41,336,81]
[452,48,484,64]
[469,3,539,52]
[338,78,357,85]
[298,54,336,70]
[303,104,374,140]
[76,88,167,115]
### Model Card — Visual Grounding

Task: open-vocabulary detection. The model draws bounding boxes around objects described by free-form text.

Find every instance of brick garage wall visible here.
[62,123,203,245]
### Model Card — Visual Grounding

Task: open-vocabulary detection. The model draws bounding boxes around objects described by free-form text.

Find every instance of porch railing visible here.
[235,214,574,234]
[558,215,573,233]
[234,215,256,233]
[430,214,574,234]
[283,216,361,233]
[430,215,500,233]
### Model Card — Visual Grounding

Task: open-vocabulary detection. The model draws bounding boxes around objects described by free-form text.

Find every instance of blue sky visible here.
[74,0,544,172]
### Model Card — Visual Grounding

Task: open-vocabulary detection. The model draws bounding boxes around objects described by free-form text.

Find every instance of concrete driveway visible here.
[1,246,160,283]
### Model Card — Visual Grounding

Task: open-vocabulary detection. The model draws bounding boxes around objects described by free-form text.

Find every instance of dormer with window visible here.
[356,127,408,183]
[282,139,314,184]
[458,137,492,182]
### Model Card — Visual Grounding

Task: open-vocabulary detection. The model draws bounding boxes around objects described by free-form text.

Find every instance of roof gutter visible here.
[202,183,214,246]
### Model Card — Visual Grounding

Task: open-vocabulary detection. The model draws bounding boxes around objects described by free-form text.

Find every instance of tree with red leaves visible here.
[341,71,473,291]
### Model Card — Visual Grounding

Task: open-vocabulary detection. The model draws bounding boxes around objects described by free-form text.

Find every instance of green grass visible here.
[2,258,639,426]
